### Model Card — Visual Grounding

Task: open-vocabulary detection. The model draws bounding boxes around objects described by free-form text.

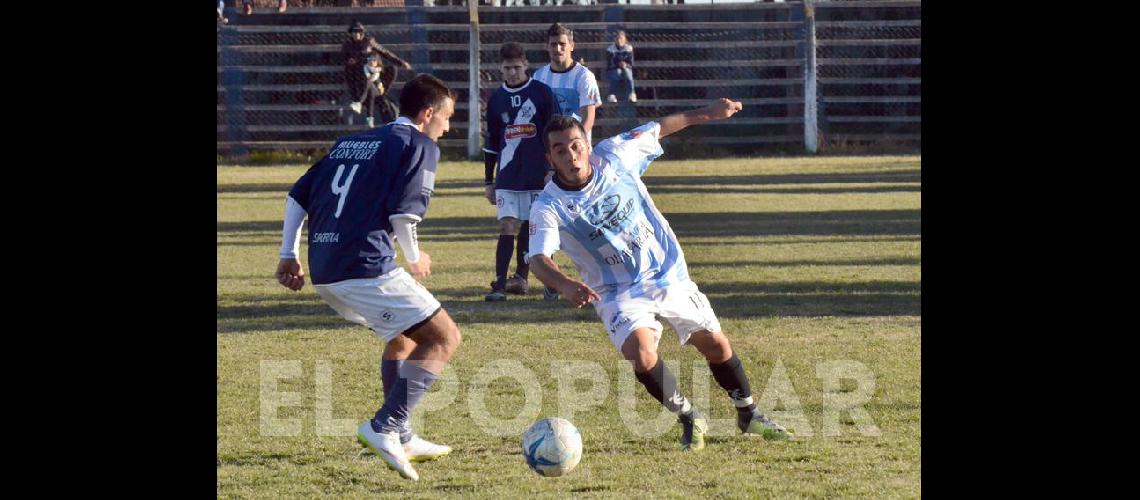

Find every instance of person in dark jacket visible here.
[342,22,413,117]
[605,30,636,103]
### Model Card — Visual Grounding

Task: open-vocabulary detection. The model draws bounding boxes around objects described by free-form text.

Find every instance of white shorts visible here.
[592,279,722,352]
[496,189,542,221]
[313,267,442,342]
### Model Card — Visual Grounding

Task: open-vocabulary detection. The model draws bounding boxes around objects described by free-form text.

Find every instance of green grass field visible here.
[217,155,921,498]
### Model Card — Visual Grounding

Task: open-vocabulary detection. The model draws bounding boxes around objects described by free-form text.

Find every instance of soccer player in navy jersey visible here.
[483,42,559,301]
[274,74,458,481]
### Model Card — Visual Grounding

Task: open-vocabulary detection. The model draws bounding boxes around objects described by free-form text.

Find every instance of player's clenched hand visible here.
[409,251,432,280]
[558,280,600,308]
[276,258,305,291]
[708,98,743,120]
[485,185,496,205]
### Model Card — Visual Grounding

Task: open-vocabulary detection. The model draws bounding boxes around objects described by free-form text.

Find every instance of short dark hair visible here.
[399,74,456,118]
[547,23,573,41]
[543,115,587,152]
[500,42,526,61]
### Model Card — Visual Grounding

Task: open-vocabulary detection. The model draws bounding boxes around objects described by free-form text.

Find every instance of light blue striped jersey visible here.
[532,62,602,142]
[528,122,689,302]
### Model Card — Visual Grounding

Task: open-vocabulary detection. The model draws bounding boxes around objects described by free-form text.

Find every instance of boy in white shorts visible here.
[528,99,792,451]
[483,42,558,301]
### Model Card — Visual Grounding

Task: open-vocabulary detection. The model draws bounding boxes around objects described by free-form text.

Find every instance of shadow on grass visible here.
[218,278,919,334]
[643,170,920,187]
[217,210,920,244]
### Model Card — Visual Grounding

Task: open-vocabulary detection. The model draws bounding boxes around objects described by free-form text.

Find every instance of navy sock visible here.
[372,362,439,435]
[380,359,413,442]
[515,222,530,279]
[494,234,514,290]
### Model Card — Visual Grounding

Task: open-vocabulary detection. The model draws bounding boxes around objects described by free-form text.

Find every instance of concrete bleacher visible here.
[217,2,920,156]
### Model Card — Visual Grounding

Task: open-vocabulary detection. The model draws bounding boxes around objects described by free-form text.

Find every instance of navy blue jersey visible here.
[484,79,557,191]
[288,120,438,285]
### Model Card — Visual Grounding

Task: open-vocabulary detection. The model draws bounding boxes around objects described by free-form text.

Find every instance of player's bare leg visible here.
[688,330,791,441]
[359,310,463,480]
[621,328,706,451]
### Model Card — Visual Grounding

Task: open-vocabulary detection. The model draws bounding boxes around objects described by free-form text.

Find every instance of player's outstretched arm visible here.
[531,255,600,308]
[656,98,743,139]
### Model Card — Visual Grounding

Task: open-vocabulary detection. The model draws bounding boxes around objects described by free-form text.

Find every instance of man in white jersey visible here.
[527,99,792,451]
[532,23,602,145]
[531,22,602,301]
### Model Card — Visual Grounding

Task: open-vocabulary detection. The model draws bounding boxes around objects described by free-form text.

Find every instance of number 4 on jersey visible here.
[331,164,359,218]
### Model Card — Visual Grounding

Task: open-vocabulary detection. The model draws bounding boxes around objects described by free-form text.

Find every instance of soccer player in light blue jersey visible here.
[528,99,792,451]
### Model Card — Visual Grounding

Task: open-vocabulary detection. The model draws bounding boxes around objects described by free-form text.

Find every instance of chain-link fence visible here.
[217,1,920,159]
[814,1,920,151]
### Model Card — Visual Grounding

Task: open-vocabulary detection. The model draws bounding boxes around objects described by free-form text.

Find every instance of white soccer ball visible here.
[521,417,583,477]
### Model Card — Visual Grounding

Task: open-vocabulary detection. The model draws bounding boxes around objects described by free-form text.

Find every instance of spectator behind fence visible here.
[342,22,413,121]
[217,1,228,24]
[605,30,636,103]
[351,54,400,127]
[235,0,287,11]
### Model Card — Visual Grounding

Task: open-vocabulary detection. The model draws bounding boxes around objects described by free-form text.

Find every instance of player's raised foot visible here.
[505,276,529,295]
[349,101,362,114]
[606,94,618,103]
[738,408,792,441]
[403,435,452,462]
[678,408,708,451]
[357,421,419,481]
[543,286,561,301]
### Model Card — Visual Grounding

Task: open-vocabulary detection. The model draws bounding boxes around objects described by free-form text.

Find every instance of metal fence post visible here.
[803,0,819,154]
[468,2,481,160]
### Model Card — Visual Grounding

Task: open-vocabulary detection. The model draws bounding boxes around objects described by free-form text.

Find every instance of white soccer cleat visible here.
[606,94,618,103]
[403,435,452,462]
[357,422,419,481]
[349,101,363,114]
[629,93,637,103]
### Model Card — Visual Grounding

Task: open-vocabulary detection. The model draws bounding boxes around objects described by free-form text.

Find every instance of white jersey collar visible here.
[501,78,533,93]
